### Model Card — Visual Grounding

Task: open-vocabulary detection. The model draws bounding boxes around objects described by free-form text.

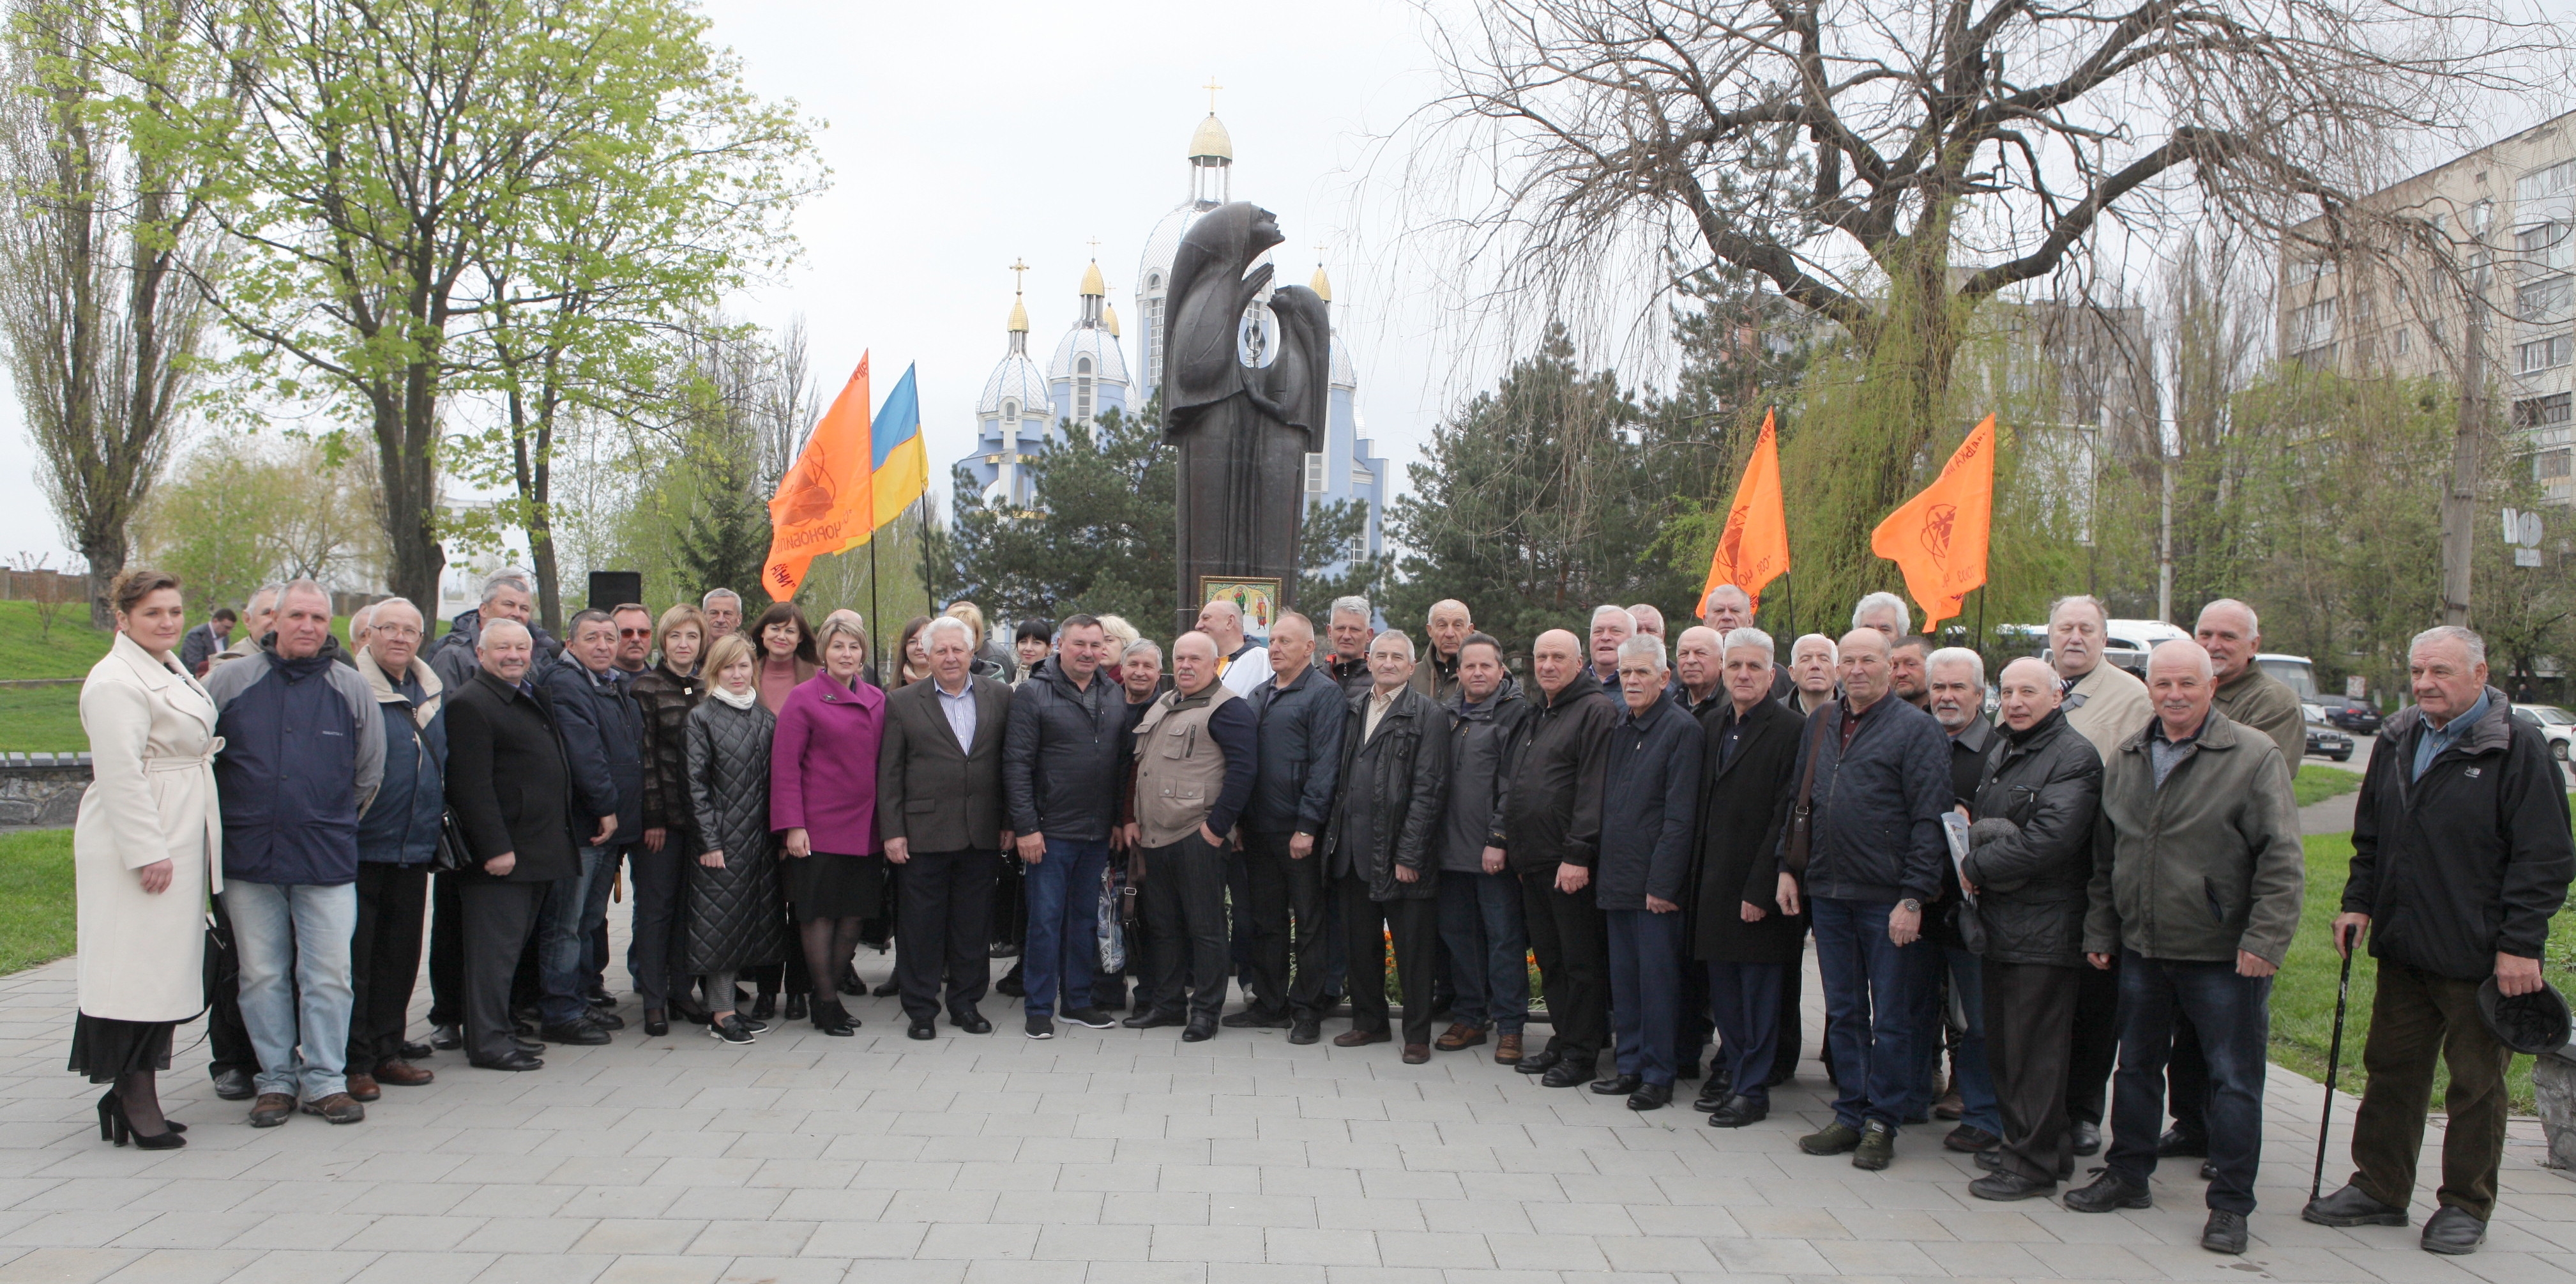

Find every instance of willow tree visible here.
[1420,0,2553,609]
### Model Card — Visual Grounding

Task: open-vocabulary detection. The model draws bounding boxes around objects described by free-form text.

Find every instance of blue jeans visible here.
[1913,945,2002,1135]
[539,846,612,1025]
[1436,869,1528,1034]
[578,843,627,996]
[1811,896,1930,1129]
[2107,950,2273,1213]
[1605,908,1685,1086]
[1706,960,1783,1108]
[223,880,357,1101]
[1023,838,1108,1018]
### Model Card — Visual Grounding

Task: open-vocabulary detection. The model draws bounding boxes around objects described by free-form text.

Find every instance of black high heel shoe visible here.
[96,1090,186,1149]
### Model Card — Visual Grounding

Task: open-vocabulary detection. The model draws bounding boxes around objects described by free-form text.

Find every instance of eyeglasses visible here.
[618,628,651,638]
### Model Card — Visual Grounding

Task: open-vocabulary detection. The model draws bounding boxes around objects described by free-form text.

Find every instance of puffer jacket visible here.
[1001,656,1132,843]
[1243,663,1346,837]
[1437,677,1531,873]
[540,657,645,844]
[2086,707,2305,966]
[630,661,703,843]
[1962,708,2102,967]
[1319,685,1450,900]
[681,696,789,975]
[2347,688,2574,981]
[1498,680,1618,875]
[1772,694,1951,905]
[354,646,446,865]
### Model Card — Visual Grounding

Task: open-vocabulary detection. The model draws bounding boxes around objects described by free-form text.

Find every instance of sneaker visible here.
[708,1015,757,1044]
[734,1016,769,1034]
[1060,1006,1117,1029]
[1799,1121,1863,1156]
[1852,1120,1897,1170]
[301,1092,366,1125]
[1026,1014,1055,1040]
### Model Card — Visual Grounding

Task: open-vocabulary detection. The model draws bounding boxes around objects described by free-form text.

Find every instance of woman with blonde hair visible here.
[682,632,789,1043]
[770,609,886,1034]
[629,602,709,1034]
[72,567,220,1147]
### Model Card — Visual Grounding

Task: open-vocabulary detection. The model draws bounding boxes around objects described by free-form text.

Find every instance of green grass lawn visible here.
[0,829,75,974]
[2293,763,2365,807]
[0,599,112,678]
[2269,832,2576,1115]
[0,685,86,753]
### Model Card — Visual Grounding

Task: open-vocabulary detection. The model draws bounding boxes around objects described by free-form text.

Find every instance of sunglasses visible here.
[618,628,651,638]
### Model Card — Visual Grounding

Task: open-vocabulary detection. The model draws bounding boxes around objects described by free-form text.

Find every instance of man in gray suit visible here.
[879,615,1014,1040]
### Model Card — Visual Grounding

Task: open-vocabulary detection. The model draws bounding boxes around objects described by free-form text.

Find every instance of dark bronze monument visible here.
[1163,201,1331,634]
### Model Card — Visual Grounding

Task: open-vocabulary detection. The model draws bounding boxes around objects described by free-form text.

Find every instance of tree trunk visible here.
[375,383,444,613]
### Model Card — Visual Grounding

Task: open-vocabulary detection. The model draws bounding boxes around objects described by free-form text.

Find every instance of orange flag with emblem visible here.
[1869,414,1996,629]
[762,354,873,601]
[1702,408,1791,611]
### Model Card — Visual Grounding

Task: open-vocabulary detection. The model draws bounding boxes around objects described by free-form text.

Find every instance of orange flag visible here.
[1869,415,1996,629]
[762,354,874,601]
[1702,408,1791,611]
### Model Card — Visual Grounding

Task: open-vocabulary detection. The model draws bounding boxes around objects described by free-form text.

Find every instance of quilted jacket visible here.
[681,696,789,976]
[631,661,703,841]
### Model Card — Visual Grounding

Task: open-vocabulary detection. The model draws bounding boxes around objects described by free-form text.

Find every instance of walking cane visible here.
[2311,925,2360,1204]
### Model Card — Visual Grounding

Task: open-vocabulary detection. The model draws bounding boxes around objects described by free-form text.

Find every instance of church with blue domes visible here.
[953,104,1387,576]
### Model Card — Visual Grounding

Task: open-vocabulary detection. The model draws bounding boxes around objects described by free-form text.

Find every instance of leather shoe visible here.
[1590,1073,1643,1096]
[1626,1082,1672,1111]
[587,1009,625,1031]
[1123,1011,1186,1029]
[2302,1182,2408,1228]
[513,1036,543,1053]
[1222,1009,1292,1028]
[907,1021,936,1041]
[471,1050,544,1072]
[951,1012,994,1035]
[2420,1205,2485,1255]
[400,1039,434,1060]
[1538,1062,1590,1089]
[2063,1170,2151,1212]
[1970,1170,2056,1201]
[2201,1209,2248,1255]
[1181,1021,1216,1043]
[2070,1119,2102,1156]
[211,1067,255,1101]
[1706,1094,1766,1128]
[541,1020,611,1046]
[643,1010,670,1037]
[2200,1160,2217,1181]
[785,994,807,1022]
[430,1023,464,1051]
[1402,1043,1430,1065]
[373,1060,434,1087]
[2157,1126,2209,1158]
[1494,1032,1522,1064]
[248,1092,295,1127]
[1287,1019,1321,1045]
[1434,1021,1486,1051]
[1333,1028,1391,1048]
[1693,1079,1731,1112]
[344,1073,381,1102]
[1944,1124,2001,1153]
[1514,1048,1562,1074]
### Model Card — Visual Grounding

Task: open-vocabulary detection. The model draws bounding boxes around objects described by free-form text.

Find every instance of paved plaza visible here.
[1,928,2570,1284]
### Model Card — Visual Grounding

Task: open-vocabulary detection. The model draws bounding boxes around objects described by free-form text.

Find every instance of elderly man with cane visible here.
[2301,625,2573,1255]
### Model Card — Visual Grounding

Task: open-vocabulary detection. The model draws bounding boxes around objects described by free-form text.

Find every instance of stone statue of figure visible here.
[1164,200,1331,633]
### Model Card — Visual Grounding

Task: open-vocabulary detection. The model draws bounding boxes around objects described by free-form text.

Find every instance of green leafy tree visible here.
[947,406,1176,630]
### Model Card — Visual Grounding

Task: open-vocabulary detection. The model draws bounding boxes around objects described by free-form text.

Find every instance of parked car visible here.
[2512,704,2576,761]
[2303,703,2354,762]
[2311,694,2382,735]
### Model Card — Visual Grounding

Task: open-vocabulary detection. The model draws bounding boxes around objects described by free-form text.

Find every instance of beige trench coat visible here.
[74,632,224,1021]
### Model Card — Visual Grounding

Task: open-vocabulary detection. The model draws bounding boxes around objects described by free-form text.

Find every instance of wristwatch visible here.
[1898,898,1923,913]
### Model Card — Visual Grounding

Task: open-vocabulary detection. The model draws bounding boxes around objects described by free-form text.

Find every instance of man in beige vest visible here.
[1121,632,1259,1041]
[2047,592,2153,1159]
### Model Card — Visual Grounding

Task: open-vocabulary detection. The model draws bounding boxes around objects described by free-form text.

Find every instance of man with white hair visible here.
[1590,634,1702,1110]
[1122,631,1259,1041]
[348,602,376,653]
[2047,592,2153,1158]
[1197,597,1269,700]
[1852,592,1910,642]
[1319,630,1450,1062]
[1921,648,2003,1156]
[1412,599,1474,704]
[347,597,445,1097]
[1702,585,1794,701]
[2068,640,2303,1257]
[430,568,559,689]
[1671,626,1728,719]
[1323,596,1376,697]
[1783,633,1838,716]
[203,579,386,1126]
[208,583,282,672]
[2305,626,2573,1255]
[701,588,743,639]
[1688,627,1808,1126]
[1502,629,1622,1087]
[1626,603,1666,640]
[1587,605,1635,696]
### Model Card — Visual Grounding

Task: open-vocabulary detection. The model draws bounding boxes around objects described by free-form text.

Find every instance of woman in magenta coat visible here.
[770,609,885,1034]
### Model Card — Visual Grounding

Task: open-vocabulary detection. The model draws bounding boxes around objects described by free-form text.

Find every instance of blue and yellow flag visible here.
[842,363,927,551]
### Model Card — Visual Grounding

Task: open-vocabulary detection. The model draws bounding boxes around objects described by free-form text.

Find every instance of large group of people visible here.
[68,565,2572,1261]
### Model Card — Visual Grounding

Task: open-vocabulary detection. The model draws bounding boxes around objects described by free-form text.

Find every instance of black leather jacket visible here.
[1320,685,1450,900]
[1963,709,2103,967]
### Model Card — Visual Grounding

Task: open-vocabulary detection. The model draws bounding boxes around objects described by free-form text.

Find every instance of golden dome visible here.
[1188,112,1232,162]
[1309,264,1332,302]
[1080,259,1106,296]
[1007,294,1029,332]
[1102,302,1121,336]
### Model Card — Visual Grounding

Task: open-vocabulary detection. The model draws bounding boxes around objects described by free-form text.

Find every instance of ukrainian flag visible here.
[844,363,928,550]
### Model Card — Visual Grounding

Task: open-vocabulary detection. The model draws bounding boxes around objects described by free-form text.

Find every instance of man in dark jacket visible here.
[443,618,581,1073]
[1003,615,1130,1039]
[1321,631,1450,1061]
[2305,627,2575,1255]
[881,615,1016,1038]
[347,599,444,1099]
[1959,657,2103,1202]
[428,569,560,689]
[1920,648,2003,1156]
[1775,627,1951,1171]
[1411,599,1472,705]
[204,580,385,1127]
[1690,627,1805,1127]
[1501,628,1619,1087]
[533,610,632,1046]
[1434,632,1533,1062]
[1590,635,1702,1111]
[1233,612,1346,1041]
[1323,597,1376,697]
[181,606,234,675]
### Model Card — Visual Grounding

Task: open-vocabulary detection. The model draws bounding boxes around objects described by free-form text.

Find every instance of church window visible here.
[1075,356,1095,424]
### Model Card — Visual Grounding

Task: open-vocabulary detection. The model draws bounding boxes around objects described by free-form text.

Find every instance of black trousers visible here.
[346,862,429,1073]
[1240,830,1330,1021]
[1520,869,1608,1063]
[1139,835,1231,1025]
[428,871,464,1027]
[205,892,257,1077]
[626,837,688,1009]
[1675,949,1713,1075]
[1339,873,1439,1046]
[2065,950,2121,1124]
[897,848,1001,1023]
[1985,959,2081,1184]
[458,880,550,1063]
[1775,937,1806,1085]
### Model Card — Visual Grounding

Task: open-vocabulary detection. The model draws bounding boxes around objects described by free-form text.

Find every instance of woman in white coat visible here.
[72,568,222,1149]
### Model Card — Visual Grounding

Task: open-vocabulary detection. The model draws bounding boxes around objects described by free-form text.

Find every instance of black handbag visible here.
[199,910,235,1016]
[392,698,474,873]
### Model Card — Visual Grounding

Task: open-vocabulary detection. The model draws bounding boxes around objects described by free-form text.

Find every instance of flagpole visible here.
[868,530,882,684]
